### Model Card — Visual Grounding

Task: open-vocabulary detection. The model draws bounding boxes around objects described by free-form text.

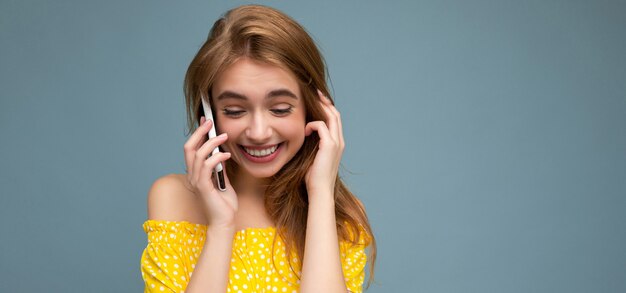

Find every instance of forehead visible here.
[212,58,301,102]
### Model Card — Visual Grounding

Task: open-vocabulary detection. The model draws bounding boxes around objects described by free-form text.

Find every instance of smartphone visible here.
[201,97,227,191]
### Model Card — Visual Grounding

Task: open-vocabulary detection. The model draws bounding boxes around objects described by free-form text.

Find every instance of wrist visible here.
[307,185,334,197]
[207,224,236,236]
[307,189,335,206]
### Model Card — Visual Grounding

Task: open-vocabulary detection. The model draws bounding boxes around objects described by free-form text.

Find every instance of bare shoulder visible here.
[146,173,208,225]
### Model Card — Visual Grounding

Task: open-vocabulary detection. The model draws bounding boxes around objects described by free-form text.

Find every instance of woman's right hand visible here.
[183,116,238,229]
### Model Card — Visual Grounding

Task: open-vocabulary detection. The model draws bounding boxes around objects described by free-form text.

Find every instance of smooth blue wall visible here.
[1,0,625,292]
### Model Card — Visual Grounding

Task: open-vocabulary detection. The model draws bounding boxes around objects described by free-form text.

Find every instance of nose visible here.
[245,112,273,143]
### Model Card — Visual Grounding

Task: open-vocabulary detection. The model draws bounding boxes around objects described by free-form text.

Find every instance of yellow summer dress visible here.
[140,220,370,293]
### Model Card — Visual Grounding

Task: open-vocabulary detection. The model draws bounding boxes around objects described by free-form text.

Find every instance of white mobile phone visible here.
[201,98,227,191]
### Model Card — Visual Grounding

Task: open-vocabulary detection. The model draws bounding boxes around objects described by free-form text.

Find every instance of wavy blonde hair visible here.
[183,4,376,288]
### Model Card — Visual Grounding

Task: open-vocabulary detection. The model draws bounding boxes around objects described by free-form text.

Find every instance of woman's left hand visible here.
[304,89,345,197]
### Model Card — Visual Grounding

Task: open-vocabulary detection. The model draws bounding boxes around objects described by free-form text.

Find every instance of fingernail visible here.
[218,133,227,138]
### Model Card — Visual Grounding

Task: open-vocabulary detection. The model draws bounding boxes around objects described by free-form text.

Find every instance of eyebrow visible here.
[215,89,299,101]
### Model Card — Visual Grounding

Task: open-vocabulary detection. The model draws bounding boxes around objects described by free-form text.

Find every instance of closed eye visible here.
[271,107,293,116]
[222,107,293,117]
[222,109,245,117]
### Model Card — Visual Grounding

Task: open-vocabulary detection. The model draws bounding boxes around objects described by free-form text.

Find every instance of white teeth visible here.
[243,144,278,157]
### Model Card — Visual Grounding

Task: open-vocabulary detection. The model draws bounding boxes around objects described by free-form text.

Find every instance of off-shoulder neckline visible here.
[143,219,276,234]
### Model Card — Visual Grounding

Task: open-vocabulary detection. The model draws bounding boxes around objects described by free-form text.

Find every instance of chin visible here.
[243,165,283,179]
[228,156,283,179]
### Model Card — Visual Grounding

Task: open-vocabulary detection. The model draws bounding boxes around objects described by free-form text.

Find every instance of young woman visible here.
[140,5,376,293]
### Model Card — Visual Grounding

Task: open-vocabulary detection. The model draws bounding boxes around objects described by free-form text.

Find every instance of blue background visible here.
[1,0,625,292]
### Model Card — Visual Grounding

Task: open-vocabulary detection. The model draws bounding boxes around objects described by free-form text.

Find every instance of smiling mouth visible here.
[239,143,282,157]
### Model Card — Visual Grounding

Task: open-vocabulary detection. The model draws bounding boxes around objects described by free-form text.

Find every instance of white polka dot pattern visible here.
[140,220,368,292]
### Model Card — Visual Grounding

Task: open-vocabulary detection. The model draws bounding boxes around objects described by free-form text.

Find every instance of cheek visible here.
[215,120,244,152]
[289,126,305,146]
[286,116,306,147]
[216,117,244,135]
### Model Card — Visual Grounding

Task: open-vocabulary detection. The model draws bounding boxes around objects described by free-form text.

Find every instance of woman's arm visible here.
[300,90,350,292]
[181,116,239,292]
[299,190,348,293]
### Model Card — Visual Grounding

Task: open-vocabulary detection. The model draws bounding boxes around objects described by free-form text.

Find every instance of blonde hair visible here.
[183,4,376,287]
